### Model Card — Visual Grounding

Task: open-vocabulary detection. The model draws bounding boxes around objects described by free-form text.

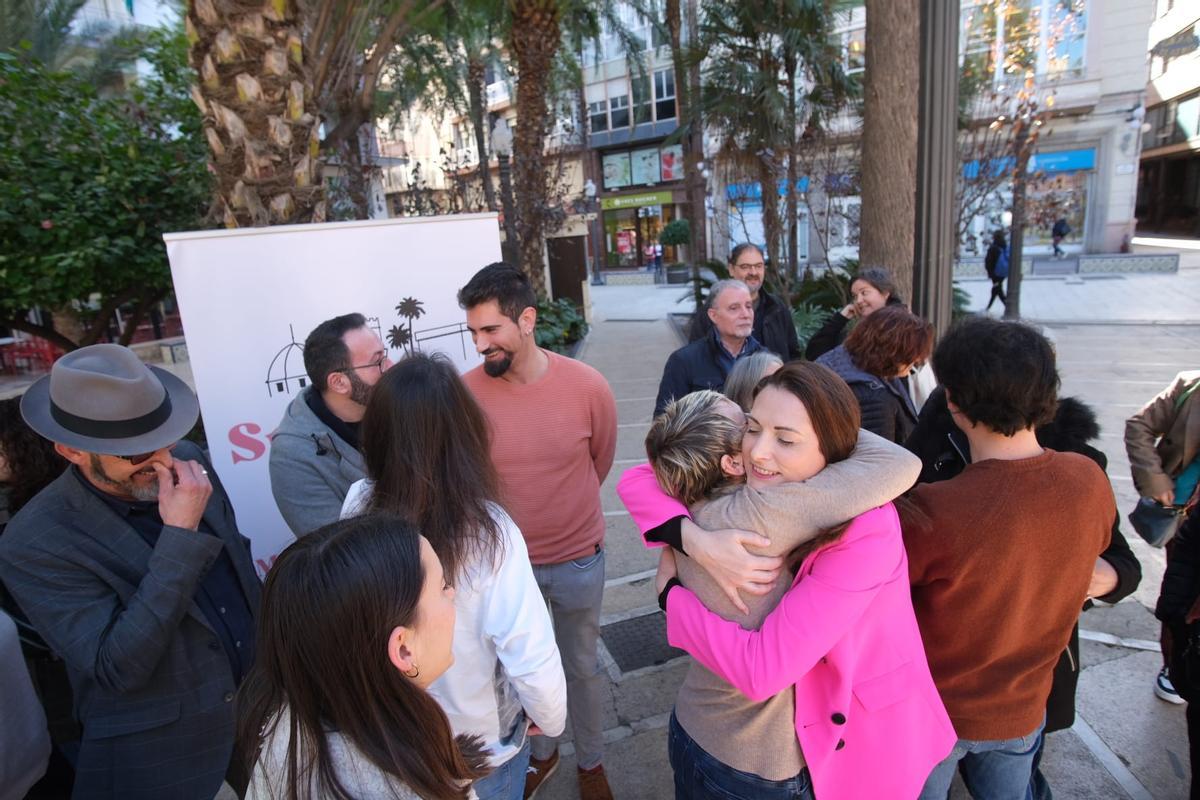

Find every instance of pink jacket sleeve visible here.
[664,505,902,702]
[616,464,689,547]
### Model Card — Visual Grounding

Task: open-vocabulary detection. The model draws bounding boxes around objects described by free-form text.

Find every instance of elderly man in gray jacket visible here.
[268,313,391,536]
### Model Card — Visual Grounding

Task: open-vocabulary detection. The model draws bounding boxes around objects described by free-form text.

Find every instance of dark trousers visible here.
[987,278,1007,310]
[1189,701,1200,800]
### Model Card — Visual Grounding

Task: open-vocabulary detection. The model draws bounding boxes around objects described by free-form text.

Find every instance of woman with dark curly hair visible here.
[0,397,66,531]
[815,306,934,443]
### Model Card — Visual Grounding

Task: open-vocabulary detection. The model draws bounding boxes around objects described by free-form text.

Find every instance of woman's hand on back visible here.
[680,519,783,615]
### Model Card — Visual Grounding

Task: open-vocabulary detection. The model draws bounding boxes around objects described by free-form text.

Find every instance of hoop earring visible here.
[404,664,420,679]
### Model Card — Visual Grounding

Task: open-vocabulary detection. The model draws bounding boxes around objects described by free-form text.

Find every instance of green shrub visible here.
[660,219,691,247]
[535,297,589,354]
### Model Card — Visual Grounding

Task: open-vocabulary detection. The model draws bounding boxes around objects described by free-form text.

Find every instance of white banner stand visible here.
[164,214,500,574]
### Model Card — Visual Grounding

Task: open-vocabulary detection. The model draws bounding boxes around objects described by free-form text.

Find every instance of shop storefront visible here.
[601,191,678,268]
[961,147,1096,255]
[597,140,686,268]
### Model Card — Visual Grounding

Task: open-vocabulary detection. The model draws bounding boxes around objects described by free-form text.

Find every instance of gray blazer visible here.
[0,442,262,800]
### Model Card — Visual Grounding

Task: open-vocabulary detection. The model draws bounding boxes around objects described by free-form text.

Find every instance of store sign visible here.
[725,178,811,203]
[163,215,500,575]
[601,190,673,210]
[963,147,1096,179]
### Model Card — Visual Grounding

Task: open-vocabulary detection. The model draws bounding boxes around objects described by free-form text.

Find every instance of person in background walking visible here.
[1127,370,1200,705]
[984,230,1008,313]
[1052,218,1070,257]
[804,266,903,361]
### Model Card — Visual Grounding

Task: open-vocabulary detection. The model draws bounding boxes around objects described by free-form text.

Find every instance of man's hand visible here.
[154,460,212,531]
[681,519,783,615]
[656,547,678,596]
[1153,489,1175,507]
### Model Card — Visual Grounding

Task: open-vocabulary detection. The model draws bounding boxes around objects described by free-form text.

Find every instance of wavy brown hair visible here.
[844,305,934,378]
[359,353,503,584]
[236,514,489,800]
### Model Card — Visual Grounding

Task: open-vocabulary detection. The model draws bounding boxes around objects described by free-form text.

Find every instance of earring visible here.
[404,664,420,679]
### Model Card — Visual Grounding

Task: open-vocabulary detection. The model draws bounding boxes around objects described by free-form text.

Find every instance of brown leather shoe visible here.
[523,749,560,799]
[577,764,614,800]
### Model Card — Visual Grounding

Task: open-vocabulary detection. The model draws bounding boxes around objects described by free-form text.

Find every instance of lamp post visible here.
[584,178,605,285]
[491,117,519,267]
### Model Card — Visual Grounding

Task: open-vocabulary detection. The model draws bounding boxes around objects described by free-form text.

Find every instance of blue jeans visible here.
[530,549,606,770]
[473,739,532,800]
[667,712,814,800]
[918,719,1046,800]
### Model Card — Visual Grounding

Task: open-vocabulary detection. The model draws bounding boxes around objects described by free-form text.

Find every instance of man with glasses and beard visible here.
[269,313,392,536]
[0,343,261,799]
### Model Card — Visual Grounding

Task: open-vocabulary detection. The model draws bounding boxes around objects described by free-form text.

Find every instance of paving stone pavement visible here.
[529,274,1200,799]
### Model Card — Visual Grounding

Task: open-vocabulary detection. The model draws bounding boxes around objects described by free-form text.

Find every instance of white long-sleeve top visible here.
[342,483,567,767]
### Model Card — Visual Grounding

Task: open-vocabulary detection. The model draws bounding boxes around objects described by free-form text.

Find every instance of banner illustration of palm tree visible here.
[388,297,426,356]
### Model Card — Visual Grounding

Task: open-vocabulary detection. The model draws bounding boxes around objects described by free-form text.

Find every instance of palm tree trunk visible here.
[467,56,497,213]
[784,47,799,288]
[507,0,560,297]
[186,0,326,226]
[859,0,918,297]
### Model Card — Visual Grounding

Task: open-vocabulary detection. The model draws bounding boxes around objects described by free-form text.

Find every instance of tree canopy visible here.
[0,31,212,349]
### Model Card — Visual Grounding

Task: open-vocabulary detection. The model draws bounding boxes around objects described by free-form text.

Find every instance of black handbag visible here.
[1128,497,1187,547]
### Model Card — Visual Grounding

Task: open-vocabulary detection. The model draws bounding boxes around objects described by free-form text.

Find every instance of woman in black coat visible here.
[815,305,933,443]
[804,266,905,361]
[984,230,1008,312]
[1155,503,1200,800]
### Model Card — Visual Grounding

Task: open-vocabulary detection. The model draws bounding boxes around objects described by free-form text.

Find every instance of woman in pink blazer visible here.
[628,363,954,799]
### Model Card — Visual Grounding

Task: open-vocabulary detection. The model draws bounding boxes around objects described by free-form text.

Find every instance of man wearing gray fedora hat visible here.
[0,343,261,800]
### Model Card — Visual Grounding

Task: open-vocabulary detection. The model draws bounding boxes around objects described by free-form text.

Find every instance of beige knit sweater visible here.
[672,430,921,780]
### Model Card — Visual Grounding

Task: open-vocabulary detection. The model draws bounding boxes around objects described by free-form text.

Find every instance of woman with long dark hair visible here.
[238,513,490,799]
[341,353,565,800]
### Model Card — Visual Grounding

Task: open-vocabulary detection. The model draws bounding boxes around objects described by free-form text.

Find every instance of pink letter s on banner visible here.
[229,423,268,464]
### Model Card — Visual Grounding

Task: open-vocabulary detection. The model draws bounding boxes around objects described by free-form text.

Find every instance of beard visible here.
[347,370,373,406]
[89,453,159,501]
[482,349,513,378]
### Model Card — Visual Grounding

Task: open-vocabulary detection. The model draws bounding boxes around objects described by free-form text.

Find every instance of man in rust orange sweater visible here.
[904,318,1114,800]
[458,264,618,800]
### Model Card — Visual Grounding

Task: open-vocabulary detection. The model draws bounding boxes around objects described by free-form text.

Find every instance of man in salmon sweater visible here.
[905,318,1114,799]
[458,263,618,800]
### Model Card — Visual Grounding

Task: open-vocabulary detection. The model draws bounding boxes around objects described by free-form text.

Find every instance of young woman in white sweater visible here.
[342,352,566,800]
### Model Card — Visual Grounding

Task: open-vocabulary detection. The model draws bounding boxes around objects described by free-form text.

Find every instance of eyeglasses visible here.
[112,445,174,465]
[734,262,765,271]
[343,356,388,376]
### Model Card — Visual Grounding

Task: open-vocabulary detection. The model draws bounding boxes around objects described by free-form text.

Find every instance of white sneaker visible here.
[1156,666,1186,705]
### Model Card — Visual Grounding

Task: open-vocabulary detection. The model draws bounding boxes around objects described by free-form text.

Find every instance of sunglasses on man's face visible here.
[111,445,174,466]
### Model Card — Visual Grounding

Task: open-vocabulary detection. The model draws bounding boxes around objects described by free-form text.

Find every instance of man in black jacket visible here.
[688,244,801,361]
[905,386,1141,800]
[656,279,762,416]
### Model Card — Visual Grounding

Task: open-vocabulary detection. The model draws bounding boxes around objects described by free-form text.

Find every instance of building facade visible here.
[1137,0,1200,237]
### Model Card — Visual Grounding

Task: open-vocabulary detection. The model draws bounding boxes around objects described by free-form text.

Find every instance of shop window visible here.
[632,76,653,125]
[610,94,630,129]
[589,100,609,133]
[654,69,676,121]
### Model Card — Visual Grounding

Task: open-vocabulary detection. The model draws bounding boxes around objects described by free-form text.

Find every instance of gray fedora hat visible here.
[20,343,200,455]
